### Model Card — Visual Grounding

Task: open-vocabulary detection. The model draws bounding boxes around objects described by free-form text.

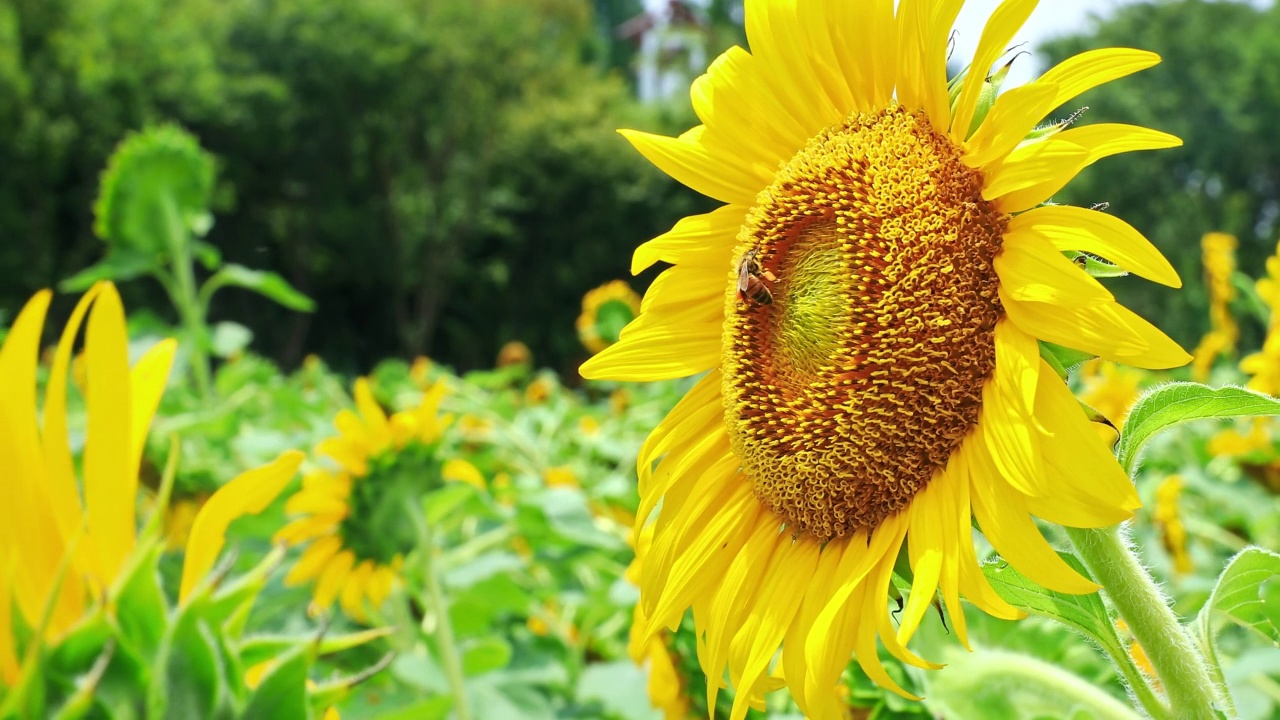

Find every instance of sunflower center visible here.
[722,106,1006,541]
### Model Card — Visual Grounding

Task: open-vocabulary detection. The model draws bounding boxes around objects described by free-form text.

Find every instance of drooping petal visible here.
[180,450,305,601]
[353,378,391,454]
[978,322,1049,497]
[285,535,343,586]
[312,550,355,611]
[899,475,944,643]
[1006,204,1180,288]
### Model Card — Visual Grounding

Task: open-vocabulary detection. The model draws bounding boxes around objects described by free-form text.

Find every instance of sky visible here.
[951,0,1131,85]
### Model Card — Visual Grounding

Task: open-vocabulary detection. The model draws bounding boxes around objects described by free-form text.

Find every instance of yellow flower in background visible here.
[543,465,579,489]
[0,284,303,683]
[1153,475,1193,575]
[609,388,631,416]
[1078,359,1144,429]
[581,1,1187,714]
[577,280,642,355]
[162,493,212,551]
[410,356,432,387]
[578,415,602,437]
[458,413,495,443]
[1241,238,1280,395]
[275,379,458,621]
[525,375,556,404]
[625,527,693,720]
[1208,422,1271,458]
[497,340,532,368]
[442,458,486,490]
[1191,232,1239,381]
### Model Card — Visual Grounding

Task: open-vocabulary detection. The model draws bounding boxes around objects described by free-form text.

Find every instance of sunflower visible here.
[580,2,1187,715]
[578,280,643,354]
[1152,475,1192,575]
[1077,359,1144,429]
[1191,232,1239,381]
[275,378,459,621]
[1241,238,1280,396]
[0,283,302,677]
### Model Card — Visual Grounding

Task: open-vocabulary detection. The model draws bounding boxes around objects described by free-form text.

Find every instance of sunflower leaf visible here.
[1116,383,1280,475]
[1194,546,1280,650]
[981,554,1128,664]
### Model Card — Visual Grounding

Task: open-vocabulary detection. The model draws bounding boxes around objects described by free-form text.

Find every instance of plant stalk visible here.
[414,504,471,720]
[1067,525,1228,719]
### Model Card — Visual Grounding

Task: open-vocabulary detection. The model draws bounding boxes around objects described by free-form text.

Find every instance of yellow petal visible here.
[619,129,770,206]
[983,136,1089,203]
[129,339,177,481]
[353,378,390,454]
[962,83,1060,168]
[579,313,720,381]
[41,285,102,543]
[743,0,844,136]
[284,535,343,586]
[341,561,373,621]
[0,554,19,685]
[830,0,896,109]
[1036,47,1161,111]
[899,480,944,645]
[1006,204,1180,288]
[1001,290,1191,369]
[311,550,355,611]
[442,459,485,490]
[631,205,744,275]
[950,442,1023,621]
[275,513,343,547]
[969,450,1097,594]
[896,0,964,128]
[951,0,1041,140]
[180,450,305,601]
[285,490,349,517]
[83,284,134,583]
[996,227,1114,305]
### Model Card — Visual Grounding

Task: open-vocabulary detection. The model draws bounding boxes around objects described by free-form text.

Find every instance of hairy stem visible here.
[413,503,471,720]
[1067,525,1228,719]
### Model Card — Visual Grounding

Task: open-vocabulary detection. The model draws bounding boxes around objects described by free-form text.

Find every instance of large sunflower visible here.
[580,1,1188,717]
[275,378,461,621]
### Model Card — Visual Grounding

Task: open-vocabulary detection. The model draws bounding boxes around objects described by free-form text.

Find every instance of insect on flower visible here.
[736,249,777,307]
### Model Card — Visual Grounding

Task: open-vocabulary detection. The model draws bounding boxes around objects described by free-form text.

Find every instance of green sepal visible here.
[239,644,311,720]
[1038,341,1095,378]
[239,627,392,670]
[1064,250,1128,279]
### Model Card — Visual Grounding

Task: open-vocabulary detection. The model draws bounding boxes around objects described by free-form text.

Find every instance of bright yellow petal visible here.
[1036,47,1161,112]
[962,83,1060,168]
[969,446,1097,594]
[441,459,485,490]
[829,0,896,108]
[275,513,343,546]
[619,129,770,206]
[950,440,1024,620]
[703,512,778,712]
[899,479,944,645]
[311,550,355,611]
[128,339,177,482]
[0,554,18,685]
[180,450,305,601]
[83,284,135,583]
[1006,204,1180,288]
[41,285,102,543]
[353,378,391,453]
[316,436,368,476]
[579,310,721,382]
[996,227,1114,305]
[341,561,373,621]
[951,0,1040,140]
[1001,289,1191,369]
[690,45,810,170]
[896,0,965,128]
[983,136,1089,203]
[285,490,349,518]
[284,535,343,586]
[743,0,844,135]
[631,205,744,275]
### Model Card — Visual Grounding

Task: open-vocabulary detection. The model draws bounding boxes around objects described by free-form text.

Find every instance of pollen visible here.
[722,107,1006,541]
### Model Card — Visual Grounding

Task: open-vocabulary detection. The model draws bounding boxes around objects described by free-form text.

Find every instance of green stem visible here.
[413,504,471,720]
[161,195,212,398]
[1104,631,1174,720]
[1067,525,1228,719]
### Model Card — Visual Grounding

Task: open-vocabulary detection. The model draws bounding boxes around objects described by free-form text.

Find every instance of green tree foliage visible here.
[1038,0,1279,348]
[0,0,701,373]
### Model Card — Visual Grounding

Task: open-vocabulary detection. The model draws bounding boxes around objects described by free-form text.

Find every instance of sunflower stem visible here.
[1066,524,1228,720]
[411,501,471,720]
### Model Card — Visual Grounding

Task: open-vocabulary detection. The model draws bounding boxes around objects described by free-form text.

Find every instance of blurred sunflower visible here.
[497,340,532,369]
[1191,232,1239,381]
[1241,238,1280,395]
[577,280,642,355]
[1152,475,1192,575]
[1078,359,1144,429]
[275,378,459,621]
[0,283,303,676]
[581,1,1187,715]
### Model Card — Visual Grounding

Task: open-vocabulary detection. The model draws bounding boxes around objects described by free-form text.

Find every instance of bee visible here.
[737,249,777,306]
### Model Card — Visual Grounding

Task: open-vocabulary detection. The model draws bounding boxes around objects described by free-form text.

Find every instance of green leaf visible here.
[239,646,310,720]
[151,611,226,720]
[981,554,1129,664]
[372,696,453,720]
[49,641,116,720]
[239,627,392,669]
[1039,341,1095,376]
[1196,547,1280,648]
[1117,383,1280,474]
[423,483,479,526]
[205,264,315,312]
[192,240,222,270]
[461,638,512,676]
[113,541,169,660]
[59,248,160,292]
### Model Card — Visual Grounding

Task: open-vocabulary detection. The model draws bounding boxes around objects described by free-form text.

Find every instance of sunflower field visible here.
[4,1,1280,719]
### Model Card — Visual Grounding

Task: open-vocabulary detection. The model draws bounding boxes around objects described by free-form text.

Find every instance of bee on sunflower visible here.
[582,1,1188,716]
[275,378,469,622]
